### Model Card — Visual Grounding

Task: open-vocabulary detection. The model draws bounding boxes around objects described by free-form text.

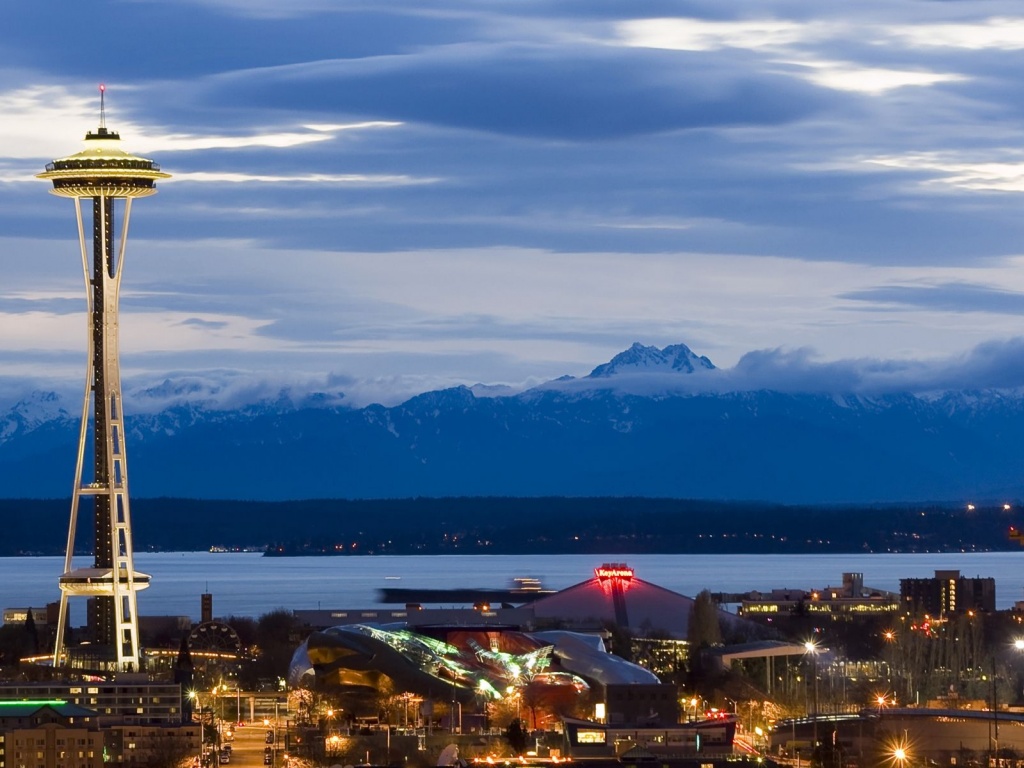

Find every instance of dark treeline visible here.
[0,496,1018,556]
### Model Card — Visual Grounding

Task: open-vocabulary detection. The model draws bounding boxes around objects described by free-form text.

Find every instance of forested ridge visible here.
[0,497,1015,556]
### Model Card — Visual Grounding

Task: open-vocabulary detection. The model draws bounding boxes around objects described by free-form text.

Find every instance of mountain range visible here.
[2,342,1024,504]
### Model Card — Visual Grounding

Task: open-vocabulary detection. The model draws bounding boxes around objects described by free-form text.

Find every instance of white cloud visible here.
[615,18,827,51]
[788,61,966,93]
[304,122,403,133]
[613,18,967,96]
[886,17,1024,50]
[134,122,404,153]
[616,14,1024,54]
[0,84,403,160]
[867,152,1024,193]
[0,85,105,160]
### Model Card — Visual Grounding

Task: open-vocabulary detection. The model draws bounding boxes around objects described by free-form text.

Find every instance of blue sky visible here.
[5,1,1024,407]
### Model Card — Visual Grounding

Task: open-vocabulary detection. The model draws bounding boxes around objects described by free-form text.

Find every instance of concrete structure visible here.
[37,87,169,673]
[900,570,996,616]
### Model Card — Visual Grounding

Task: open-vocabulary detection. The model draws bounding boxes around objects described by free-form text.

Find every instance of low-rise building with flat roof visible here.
[739,572,899,619]
[0,682,184,726]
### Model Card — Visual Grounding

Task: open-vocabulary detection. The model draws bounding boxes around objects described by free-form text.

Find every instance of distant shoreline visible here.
[4,496,1020,558]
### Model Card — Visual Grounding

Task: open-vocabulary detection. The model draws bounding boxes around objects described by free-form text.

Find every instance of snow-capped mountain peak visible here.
[587,342,716,378]
[0,390,72,444]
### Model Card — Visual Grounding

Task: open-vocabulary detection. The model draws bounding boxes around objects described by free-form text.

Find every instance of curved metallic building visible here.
[289,623,657,705]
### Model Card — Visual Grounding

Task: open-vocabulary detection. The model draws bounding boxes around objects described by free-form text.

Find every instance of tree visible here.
[225,616,259,649]
[603,622,635,662]
[139,730,194,768]
[687,590,723,650]
[686,590,723,690]
[0,624,33,666]
[252,609,304,684]
[23,608,39,655]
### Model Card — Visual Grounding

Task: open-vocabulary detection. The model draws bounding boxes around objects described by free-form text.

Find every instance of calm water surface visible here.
[4,551,1024,625]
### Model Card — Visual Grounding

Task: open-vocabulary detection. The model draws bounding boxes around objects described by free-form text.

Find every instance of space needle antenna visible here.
[99,84,106,130]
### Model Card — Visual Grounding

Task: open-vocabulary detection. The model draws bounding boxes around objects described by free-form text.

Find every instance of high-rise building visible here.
[900,569,996,616]
[37,88,169,672]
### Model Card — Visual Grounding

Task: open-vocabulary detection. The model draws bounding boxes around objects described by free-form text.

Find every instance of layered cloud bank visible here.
[6,2,1024,422]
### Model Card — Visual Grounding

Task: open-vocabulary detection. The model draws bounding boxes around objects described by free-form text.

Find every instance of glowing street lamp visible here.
[804,641,820,746]
[188,691,205,759]
[885,730,913,768]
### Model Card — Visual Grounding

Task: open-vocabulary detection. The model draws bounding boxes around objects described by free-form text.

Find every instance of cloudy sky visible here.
[4,0,1024,407]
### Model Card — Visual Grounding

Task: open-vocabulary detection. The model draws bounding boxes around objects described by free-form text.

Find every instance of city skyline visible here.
[5,2,1024,407]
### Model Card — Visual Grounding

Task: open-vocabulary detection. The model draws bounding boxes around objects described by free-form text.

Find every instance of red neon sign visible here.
[595,565,634,581]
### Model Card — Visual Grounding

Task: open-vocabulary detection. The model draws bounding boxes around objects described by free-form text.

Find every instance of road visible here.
[219,722,277,768]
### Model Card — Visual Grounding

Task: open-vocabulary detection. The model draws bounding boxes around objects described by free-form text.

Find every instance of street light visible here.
[188,691,206,763]
[689,697,699,722]
[804,641,820,747]
[875,692,895,714]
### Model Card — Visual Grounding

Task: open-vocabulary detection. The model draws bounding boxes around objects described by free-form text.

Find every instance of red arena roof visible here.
[530,563,743,639]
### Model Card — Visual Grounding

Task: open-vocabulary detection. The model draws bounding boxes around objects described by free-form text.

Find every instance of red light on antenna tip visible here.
[99,84,106,92]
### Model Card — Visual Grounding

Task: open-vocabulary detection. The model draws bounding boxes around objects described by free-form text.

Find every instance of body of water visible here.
[5,550,1024,625]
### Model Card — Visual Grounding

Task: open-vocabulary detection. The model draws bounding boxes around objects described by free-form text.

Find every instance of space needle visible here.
[38,86,169,672]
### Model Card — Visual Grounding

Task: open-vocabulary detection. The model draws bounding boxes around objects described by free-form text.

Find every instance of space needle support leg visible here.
[106,197,139,670]
[54,196,96,668]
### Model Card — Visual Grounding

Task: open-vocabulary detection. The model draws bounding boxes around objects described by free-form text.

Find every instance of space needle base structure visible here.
[38,88,169,672]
